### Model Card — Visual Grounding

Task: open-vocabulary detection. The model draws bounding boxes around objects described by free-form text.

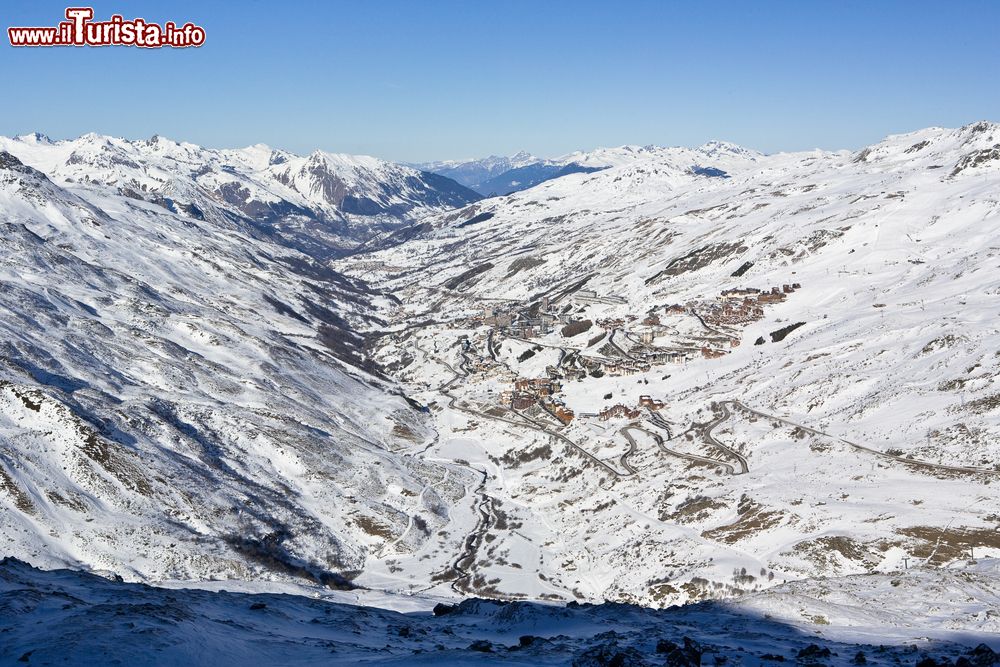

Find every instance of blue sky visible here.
[2,0,998,161]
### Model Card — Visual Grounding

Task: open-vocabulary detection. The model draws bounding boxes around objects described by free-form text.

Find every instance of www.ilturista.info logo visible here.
[8,7,205,48]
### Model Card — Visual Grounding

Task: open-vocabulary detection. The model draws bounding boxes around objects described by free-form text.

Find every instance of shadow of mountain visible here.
[0,558,996,666]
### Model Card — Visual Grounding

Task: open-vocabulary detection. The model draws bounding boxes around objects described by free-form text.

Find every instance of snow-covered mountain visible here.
[336,121,1000,606]
[554,139,763,170]
[0,133,482,258]
[2,122,1000,653]
[0,147,470,586]
[416,150,612,196]
[416,151,543,191]
[417,141,763,196]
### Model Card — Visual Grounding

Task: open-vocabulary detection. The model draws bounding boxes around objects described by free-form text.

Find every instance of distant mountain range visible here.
[415,151,596,196]
[416,150,543,191]
[0,133,483,259]
[414,142,762,195]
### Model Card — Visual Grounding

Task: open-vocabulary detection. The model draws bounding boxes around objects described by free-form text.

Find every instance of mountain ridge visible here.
[0,132,483,259]
[0,121,998,613]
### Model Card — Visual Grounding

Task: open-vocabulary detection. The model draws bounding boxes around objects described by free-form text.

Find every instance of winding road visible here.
[621,425,737,475]
[702,402,750,474]
[410,335,636,595]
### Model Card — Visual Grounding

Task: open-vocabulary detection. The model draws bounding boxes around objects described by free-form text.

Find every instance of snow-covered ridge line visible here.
[414,140,770,195]
[0,139,458,590]
[0,131,484,258]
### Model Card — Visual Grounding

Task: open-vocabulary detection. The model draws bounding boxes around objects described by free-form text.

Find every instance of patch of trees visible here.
[769,322,806,342]
[456,211,495,228]
[444,262,494,290]
[731,260,753,277]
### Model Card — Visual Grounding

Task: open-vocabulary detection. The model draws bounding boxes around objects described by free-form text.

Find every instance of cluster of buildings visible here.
[500,372,667,426]
[482,307,559,338]
[546,364,589,382]
[702,283,801,326]
[514,378,561,395]
[574,356,653,377]
[599,404,641,420]
[600,359,652,376]
[597,395,666,421]
[573,289,627,306]
[639,395,666,410]
[460,281,805,431]
[500,378,577,424]
[596,317,628,329]
[541,398,575,425]
[501,377,562,412]
[636,347,696,364]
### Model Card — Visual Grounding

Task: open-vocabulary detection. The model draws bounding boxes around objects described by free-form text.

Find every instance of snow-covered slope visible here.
[554,139,763,170]
[2,556,997,665]
[416,151,544,193]
[0,133,481,258]
[416,141,761,196]
[0,148,482,586]
[336,121,1000,606]
[3,121,1000,627]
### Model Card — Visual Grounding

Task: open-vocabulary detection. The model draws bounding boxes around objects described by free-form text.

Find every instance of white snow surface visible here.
[1,556,997,664]
[1,123,1000,658]
[0,132,481,256]
[337,121,1000,606]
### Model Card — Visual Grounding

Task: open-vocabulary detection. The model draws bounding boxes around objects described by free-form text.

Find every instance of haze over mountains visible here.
[414,151,608,196]
[1,123,999,663]
[413,141,760,196]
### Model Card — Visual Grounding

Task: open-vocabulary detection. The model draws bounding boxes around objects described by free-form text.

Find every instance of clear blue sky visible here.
[2,0,998,162]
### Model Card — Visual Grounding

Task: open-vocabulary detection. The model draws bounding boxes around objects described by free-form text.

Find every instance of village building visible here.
[599,404,641,421]
[720,287,761,301]
[541,398,575,425]
[602,360,651,376]
[638,395,665,410]
[553,406,575,424]
[597,317,626,330]
[639,348,689,364]
[511,393,536,410]
[514,378,561,395]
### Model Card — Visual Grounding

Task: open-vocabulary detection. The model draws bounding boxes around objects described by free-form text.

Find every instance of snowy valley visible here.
[1,123,999,663]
